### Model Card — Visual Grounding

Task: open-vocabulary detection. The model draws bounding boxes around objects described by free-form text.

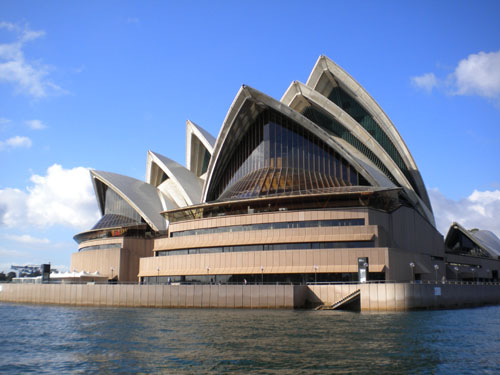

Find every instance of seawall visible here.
[1,282,500,310]
[0,284,304,309]
[307,282,500,310]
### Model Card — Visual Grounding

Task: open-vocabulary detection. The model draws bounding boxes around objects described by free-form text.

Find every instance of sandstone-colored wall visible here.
[139,248,389,278]
[306,283,500,311]
[0,284,299,309]
[71,238,154,282]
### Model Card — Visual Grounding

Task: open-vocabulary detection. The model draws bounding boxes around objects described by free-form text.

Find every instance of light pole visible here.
[157,267,160,284]
[454,266,459,281]
[110,266,114,281]
[313,265,318,284]
[206,266,210,284]
[260,265,264,285]
[434,264,439,283]
[409,262,415,282]
[471,267,476,283]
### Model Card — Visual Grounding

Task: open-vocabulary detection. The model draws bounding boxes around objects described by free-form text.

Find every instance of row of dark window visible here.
[79,243,121,252]
[156,241,374,256]
[170,218,365,238]
[141,272,385,285]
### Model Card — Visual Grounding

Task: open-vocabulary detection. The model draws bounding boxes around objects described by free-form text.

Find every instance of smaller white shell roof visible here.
[91,169,168,232]
[448,222,500,258]
[472,230,500,258]
[147,151,203,206]
[187,120,216,150]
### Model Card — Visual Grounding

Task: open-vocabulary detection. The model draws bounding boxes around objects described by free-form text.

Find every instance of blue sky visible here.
[1,1,499,272]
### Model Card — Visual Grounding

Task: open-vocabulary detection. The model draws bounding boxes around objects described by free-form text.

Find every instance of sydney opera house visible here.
[71,56,500,285]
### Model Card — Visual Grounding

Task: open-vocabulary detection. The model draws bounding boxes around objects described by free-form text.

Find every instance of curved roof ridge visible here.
[203,85,399,202]
[147,150,203,206]
[306,55,432,212]
[90,169,168,232]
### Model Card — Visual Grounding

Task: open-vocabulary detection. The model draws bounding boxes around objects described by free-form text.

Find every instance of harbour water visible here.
[0,303,499,374]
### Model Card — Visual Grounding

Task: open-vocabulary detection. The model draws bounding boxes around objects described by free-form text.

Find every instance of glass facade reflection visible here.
[91,213,140,230]
[142,271,385,285]
[170,218,365,237]
[210,109,369,201]
[327,85,420,196]
[302,106,398,186]
[156,241,374,256]
[103,188,143,224]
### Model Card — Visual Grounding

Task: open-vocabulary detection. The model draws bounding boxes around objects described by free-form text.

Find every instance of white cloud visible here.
[411,73,438,92]
[429,188,500,237]
[0,135,32,150]
[0,22,61,98]
[412,49,500,103]
[0,117,10,124]
[0,164,99,229]
[0,188,28,227]
[3,233,50,245]
[25,119,46,130]
[452,50,500,98]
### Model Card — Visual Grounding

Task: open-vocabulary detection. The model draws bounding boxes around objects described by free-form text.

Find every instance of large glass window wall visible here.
[170,218,364,238]
[103,188,143,224]
[302,106,399,186]
[327,85,420,195]
[156,240,374,256]
[208,109,369,201]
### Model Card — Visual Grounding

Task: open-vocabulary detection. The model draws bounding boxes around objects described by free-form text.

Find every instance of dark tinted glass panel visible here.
[208,109,370,201]
[170,218,365,237]
[201,149,211,175]
[104,188,142,223]
[91,214,140,230]
[327,85,420,194]
[302,106,398,186]
[157,240,374,256]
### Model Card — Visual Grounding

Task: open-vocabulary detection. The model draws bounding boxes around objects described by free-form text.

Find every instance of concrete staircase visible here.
[315,289,361,311]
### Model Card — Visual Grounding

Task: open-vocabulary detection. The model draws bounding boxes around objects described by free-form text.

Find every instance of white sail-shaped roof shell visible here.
[146,150,203,207]
[447,222,500,258]
[186,120,216,179]
[91,170,170,232]
[306,56,432,213]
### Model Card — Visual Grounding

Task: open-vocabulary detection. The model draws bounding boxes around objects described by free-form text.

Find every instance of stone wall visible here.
[1,282,500,311]
[307,282,500,311]
[0,284,302,309]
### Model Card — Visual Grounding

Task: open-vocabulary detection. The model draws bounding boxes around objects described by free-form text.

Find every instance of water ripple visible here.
[1,304,499,374]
